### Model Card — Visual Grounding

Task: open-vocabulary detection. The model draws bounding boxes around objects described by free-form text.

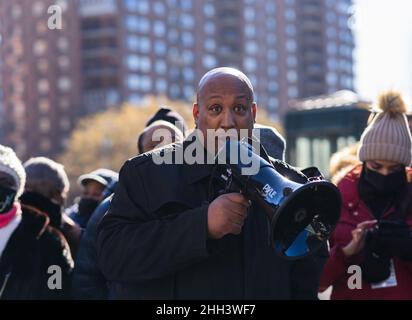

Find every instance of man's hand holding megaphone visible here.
[207,193,251,239]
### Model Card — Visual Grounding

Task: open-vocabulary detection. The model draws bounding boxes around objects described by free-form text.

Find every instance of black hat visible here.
[146,107,188,137]
[78,168,118,187]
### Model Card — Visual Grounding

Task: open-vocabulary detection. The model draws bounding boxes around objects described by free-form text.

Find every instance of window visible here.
[203,55,217,68]
[154,41,167,56]
[57,37,69,51]
[140,76,152,91]
[38,79,49,94]
[326,72,338,86]
[37,59,48,73]
[266,2,276,13]
[124,0,149,14]
[32,2,44,17]
[183,86,194,99]
[33,40,47,56]
[154,21,166,37]
[183,68,194,82]
[156,78,167,92]
[182,32,194,47]
[244,57,257,72]
[168,29,179,42]
[153,2,165,15]
[268,97,279,110]
[288,86,299,99]
[285,9,296,21]
[125,16,150,33]
[204,38,216,51]
[182,50,194,64]
[127,55,139,70]
[327,43,337,55]
[126,35,139,51]
[287,56,297,67]
[58,56,70,69]
[181,14,194,29]
[267,49,278,61]
[139,37,151,53]
[170,84,181,98]
[287,70,298,83]
[40,140,51,152]
[128,94,142,104]
[203,3,215,17]
[39,100,50,113]
[245,42,258,55]
[58,77,71,92]
[245,24,256,38]
[286,25,296,36]
[286,39,297,52]
[267,65,278,77]
[181,0,192,10]
[155,60,167,74]
[39,118,51,133]
[204,21,215,34]
[60,117,71,131]
[126,56,151,72]
[268,81,278,92]
[244,8,255,21]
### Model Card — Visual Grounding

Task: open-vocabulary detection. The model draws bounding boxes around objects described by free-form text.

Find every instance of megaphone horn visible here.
[214,138,342,260]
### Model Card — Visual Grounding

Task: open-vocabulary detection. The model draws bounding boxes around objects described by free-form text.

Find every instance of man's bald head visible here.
[196,67,254,106]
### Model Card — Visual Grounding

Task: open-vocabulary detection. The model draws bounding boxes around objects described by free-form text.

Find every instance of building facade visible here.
[0,0,81,159]
[80,0,355,120]
[0,0,355,159]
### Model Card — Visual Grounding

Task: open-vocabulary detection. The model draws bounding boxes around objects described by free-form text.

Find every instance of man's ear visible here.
[193,103,199,127]
[252,102,257,123]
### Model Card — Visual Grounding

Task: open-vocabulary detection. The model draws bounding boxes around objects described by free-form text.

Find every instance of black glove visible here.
[361,230,391,284]
[373,220,412,261]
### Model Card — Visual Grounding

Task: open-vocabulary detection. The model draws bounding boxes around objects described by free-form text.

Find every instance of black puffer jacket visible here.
[0,204,74,299]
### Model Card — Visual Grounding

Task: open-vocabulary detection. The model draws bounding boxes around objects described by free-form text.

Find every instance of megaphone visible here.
[213,138,341,260]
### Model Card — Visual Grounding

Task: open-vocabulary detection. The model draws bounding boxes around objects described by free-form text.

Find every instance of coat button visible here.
[348,203,353,208]
[353,211,358,216]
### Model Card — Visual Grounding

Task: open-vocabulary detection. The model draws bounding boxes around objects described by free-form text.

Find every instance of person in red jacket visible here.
[320,91,412,300]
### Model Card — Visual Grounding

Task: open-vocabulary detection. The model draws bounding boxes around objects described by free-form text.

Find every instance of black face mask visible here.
[0,186,17,214]
[19,192,63,229]
[78,198,100,217]
[362,165,406,196]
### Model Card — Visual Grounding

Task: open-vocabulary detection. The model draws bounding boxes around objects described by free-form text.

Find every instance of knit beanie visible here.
[0,145,26,198]
[358,91,412,166]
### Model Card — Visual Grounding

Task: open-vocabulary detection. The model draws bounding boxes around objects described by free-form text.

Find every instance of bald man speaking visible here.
[97,68,326,299]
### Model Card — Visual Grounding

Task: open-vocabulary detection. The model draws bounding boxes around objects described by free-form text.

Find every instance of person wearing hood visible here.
[66,168,118,229]
[0,145,73,299]
[21,157,82,258]
[320,91,412,299]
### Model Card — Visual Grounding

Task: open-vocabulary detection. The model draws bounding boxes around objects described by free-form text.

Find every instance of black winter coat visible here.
[0,204,74,299]
[97,139,327,299]
[72,197,111,299]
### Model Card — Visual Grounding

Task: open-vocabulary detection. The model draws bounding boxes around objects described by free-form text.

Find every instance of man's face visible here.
[193,74,257,151]
[82,180,105,201]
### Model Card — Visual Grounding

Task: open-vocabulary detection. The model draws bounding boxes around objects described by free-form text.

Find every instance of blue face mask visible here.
[0,186,17,214]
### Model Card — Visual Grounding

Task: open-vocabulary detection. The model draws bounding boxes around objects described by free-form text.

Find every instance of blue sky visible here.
[354,0,412,102]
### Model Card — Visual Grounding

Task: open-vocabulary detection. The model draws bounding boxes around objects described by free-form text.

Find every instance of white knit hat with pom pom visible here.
[358,91,412,166]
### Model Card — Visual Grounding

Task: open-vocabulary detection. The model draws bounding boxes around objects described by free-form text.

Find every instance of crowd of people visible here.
[0,67,411,300]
